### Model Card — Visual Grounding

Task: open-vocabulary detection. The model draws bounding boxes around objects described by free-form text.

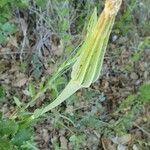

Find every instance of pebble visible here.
[60,136,68,150]
[112,35,118,42]
[130,72,138,80]
[144,71,149,79]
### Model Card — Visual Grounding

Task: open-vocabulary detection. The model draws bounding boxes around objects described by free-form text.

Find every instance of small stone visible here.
[139,62,147,71]
[42,129,49,143]
[130,72,138,80]
[59,129,66,136]
[117,144,127,150]
[135,79,142,85]
[60,136,68,150]
[112,35,118,42]
[133,144,139,150]
[144,71,149,79]
[13,73,28,87]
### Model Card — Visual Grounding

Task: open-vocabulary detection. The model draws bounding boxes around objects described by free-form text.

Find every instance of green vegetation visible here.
[0,0,28,44]
[0,0,150,149]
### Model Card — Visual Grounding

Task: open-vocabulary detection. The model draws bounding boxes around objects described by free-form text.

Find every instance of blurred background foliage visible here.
[0,0,150,149]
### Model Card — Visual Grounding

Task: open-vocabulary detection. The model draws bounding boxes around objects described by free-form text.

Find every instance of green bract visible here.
[32,0,122,117]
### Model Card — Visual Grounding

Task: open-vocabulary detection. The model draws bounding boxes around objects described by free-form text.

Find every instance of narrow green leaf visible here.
[13,96,22,108]
[29,83,36,98]
[0,86,5,98]
[34,81,82,117]
[86,7,97,37]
